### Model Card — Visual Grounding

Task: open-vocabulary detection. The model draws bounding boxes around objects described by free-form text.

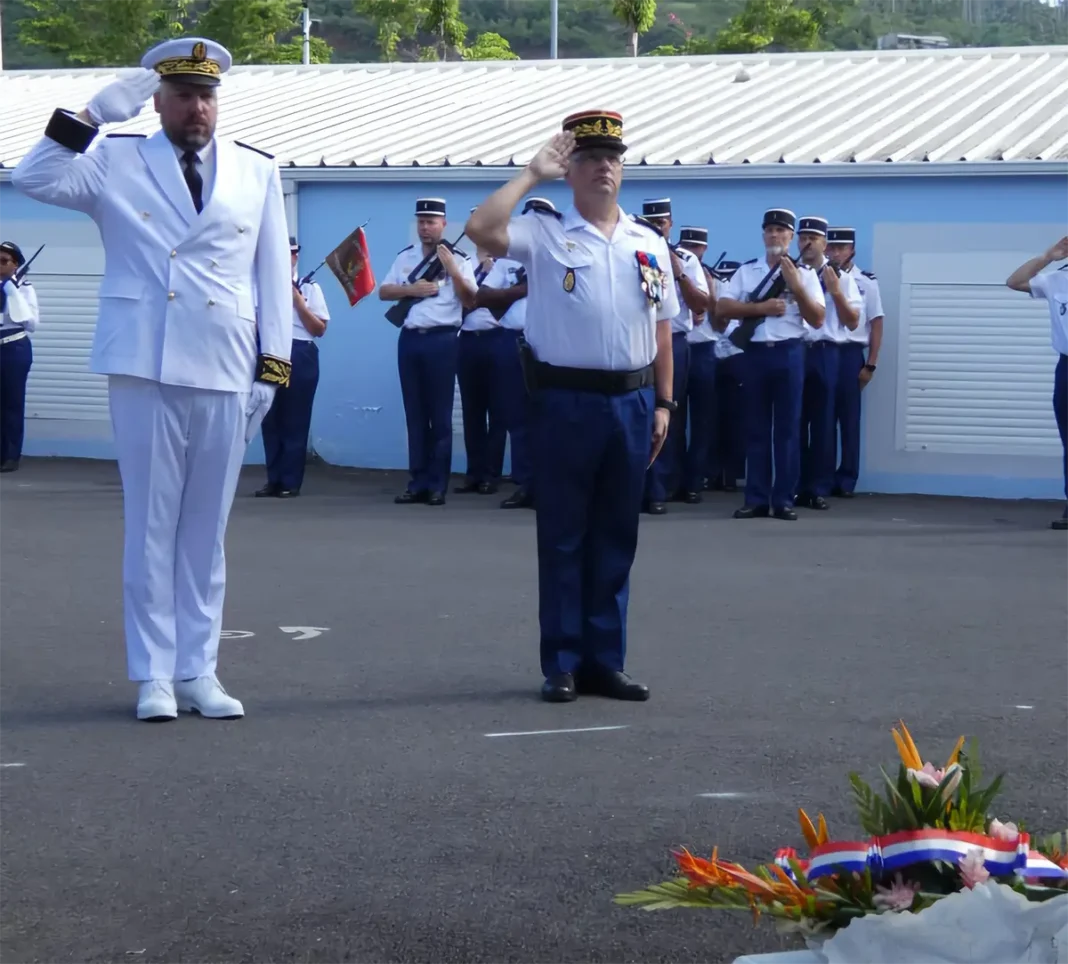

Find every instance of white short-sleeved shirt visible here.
[689,272,722,345]
[505,205,680,371]
[461,259,498,332]
[482,257,527,331]
[671,247,709,336]
[0,278,39,333]
[1030,267,1068,357]
[382,244,477,330]
[291,277,330,343]
[804,260,863,344]
[723,257,825,344]
[842,265,884,346]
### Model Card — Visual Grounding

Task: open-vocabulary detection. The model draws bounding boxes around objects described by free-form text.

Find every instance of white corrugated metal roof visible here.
[1,46,1066,170]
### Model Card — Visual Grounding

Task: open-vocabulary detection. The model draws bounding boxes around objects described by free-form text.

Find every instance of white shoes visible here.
[137,680,178,721]
[136,676,244,721]
[174,675,245,719]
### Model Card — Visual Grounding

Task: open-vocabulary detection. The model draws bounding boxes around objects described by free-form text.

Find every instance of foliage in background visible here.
[463,31,518,61]
[611,0,657,56]
[712,0,858,53]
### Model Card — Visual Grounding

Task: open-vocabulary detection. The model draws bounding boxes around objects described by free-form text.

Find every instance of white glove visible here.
[85,69,160,126]
[244,381,278,444]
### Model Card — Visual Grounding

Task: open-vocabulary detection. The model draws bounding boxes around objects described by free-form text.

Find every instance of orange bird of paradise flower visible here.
[891,719,964,773]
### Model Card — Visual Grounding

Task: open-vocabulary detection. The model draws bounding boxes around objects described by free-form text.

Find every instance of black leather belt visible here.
[529,360,654,395]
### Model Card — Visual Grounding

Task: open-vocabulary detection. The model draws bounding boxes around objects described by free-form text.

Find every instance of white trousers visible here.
[108,375,248,682]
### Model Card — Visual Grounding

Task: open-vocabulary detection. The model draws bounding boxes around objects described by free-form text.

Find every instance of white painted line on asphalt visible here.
[0,763,26,768]
[485,725,629,738]
[697,792,750,799]
[1015,704,1034,710]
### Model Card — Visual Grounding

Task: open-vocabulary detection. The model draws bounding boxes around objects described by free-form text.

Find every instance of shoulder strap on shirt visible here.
[106,133,147,138]
[861,269,877,280]
[742,258,758,265]
[234,140,275,159]
[629,214,662,238]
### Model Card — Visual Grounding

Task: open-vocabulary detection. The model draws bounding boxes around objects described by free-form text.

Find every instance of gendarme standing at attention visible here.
[466,111,679,704]
[11,39,292,722]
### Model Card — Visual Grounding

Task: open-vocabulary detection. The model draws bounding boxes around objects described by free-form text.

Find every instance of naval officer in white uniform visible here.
[11,38,292,722]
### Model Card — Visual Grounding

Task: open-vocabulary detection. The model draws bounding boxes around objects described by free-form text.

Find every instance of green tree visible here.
[17,0,189,66]
[197,0,328,63]
[420,0,466,60]
[353,0,424,61]
[713,0,855,53]
[612,0,656,56]
[264,35,334,62]
[463,30,519,60]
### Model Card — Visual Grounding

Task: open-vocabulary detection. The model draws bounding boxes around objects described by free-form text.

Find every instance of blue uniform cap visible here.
[416,198,447,217]
[642,198,672,218]
[798,216,828,237]
[679,226,708,244]
[141,37,232,87]
[827,227,856,244]
[0,241,25,266]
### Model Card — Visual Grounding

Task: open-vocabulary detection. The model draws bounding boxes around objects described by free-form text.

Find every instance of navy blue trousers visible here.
[683,341,717,493]
[458,329,507,484]
[743,339,805,511]
[799,342,840,499]
[531,386,653,679]
[398,326,459,495]
[1055,354,1067,503]
[714,352,746,486]
[835,342,866,494]
[493,329,532,488]
[262,339,319,490]
[0,335,32,464]
[645,332,689,503]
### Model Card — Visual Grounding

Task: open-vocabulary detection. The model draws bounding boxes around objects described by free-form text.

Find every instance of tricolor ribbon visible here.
[802,830,1068,881]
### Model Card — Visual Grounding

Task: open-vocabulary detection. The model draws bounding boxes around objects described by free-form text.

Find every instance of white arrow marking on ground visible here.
[1,763,27,768]
[279,626,330,641]
[220,630,256,639]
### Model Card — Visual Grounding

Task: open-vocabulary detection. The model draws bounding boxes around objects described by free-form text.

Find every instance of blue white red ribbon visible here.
[796,830,1067,881]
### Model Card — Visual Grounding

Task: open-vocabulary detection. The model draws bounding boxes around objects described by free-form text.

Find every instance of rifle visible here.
[486,266,527,322]
[0,244,45,317]
[728,244,807,350]
[385,232,466,329]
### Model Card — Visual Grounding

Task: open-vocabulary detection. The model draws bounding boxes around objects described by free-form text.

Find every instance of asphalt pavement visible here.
[2,459,1066,963]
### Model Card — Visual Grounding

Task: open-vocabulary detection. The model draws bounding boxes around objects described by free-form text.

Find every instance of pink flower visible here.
[906,762,943,788]
[989,818,1020,842]
[959,848,991,888]
[874,872,920,912]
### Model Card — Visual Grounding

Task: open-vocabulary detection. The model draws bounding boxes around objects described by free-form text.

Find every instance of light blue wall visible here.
[296,172,1066,498]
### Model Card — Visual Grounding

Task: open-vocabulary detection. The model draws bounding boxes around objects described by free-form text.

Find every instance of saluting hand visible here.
[649,409,670,466]
[85,68,159,126]
[527,132,575,181]
[1045,236,1068,263]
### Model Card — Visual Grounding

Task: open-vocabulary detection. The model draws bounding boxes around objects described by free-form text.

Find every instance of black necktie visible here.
[181,150,203,214]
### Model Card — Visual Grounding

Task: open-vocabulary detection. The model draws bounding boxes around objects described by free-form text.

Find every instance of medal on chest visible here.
[636,251,665,307]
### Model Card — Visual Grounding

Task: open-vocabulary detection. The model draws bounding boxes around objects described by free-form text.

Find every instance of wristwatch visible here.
[656,398,678,413]
[863,363,877,373]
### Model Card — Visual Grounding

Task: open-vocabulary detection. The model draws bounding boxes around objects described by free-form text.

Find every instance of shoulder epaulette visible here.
[106,132,146,138]
[742,258,758,265]
[234,140,274,159]
[799,262,814,271]
[861,270,877,280]
[453,247,470,260]
[629,215,661,237]
[676,247,695,261]
[18,279,33,287]
[397,244,414,254]
[533,207,562,220]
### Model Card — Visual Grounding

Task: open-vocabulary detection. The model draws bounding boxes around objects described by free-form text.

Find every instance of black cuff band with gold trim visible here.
[255,354,291,388]
[44,109,99,154]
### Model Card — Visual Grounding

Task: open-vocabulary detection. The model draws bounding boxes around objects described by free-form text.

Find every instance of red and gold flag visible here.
[326,226,376,307]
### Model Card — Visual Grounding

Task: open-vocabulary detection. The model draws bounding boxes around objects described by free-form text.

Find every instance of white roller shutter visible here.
[900,252,1060,458]
[24,273,108,421]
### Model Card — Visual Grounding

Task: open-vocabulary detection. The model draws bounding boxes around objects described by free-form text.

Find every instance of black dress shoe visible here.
[277,488,300,499]
[576,670,649,701]
[453,480,480,494]
[395,490,429,505]
[255,483,281,498]
[477,481,498,495]
[1053,515,1068,531]
[809,496,829,510]
[647,501,667,515]
[683,491,702,504]
[0,459,19,474]
[501,488,533,509]
[774,506,798,521]
[832,487,855,499]
[733,504,769,519]
[427,491,446,506]
[541,674,577,703]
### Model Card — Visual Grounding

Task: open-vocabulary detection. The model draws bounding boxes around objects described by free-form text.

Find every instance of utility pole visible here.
[301,0,311,65]
[550,0,558,59]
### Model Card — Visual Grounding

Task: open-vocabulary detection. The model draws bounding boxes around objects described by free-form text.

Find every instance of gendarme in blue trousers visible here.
[531,385,653,678]
[398,326,459,495]
[644,331,689,503]
[799,341,840,499]
[743,338,805,510]
[0,333,32,465]
[261,339,319,491]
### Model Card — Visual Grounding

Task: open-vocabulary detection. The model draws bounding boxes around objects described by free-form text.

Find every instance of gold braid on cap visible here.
[255,354,291,388]
[156,57,221,79]
[569,118,623,140]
